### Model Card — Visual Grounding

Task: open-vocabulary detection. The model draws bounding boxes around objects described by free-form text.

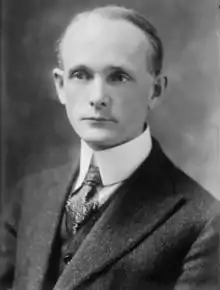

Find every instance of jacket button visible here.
[63,253,73,264]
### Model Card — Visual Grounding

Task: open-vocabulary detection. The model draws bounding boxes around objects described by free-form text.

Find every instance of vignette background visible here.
[1,0,220,211]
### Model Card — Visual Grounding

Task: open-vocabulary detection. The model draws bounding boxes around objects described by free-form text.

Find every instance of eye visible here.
[70,69,92,81]
[108,71,131,83]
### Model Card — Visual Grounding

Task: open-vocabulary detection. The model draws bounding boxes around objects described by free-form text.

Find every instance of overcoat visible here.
[0,139,219,290]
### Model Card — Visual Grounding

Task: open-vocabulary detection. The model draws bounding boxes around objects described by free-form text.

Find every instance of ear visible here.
[53,68,66,105]
[148,75,168,110]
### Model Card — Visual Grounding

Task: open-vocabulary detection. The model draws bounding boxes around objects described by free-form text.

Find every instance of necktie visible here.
[65,164,102,235]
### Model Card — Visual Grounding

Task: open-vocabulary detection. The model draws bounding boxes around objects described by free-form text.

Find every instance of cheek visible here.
[65,83,81,101]
[114,88,149,123]
[64,84,86,112]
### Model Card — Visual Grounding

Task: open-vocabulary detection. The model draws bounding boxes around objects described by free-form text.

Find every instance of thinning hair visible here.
[57,5,164,76]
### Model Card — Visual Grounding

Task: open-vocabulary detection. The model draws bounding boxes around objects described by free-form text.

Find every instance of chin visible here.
[81,131,121,150]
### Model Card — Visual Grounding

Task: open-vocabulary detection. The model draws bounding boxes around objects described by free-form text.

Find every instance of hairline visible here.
[57,6,163,76]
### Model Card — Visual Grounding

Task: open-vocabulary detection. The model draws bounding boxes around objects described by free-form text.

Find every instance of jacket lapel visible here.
[55,141,186,290]
[19,153,80,290]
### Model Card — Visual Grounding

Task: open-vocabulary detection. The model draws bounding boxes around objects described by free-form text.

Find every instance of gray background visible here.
[1,0,220,210]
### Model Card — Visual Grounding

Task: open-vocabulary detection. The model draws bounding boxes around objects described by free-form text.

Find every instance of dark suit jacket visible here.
[0,139,219,290]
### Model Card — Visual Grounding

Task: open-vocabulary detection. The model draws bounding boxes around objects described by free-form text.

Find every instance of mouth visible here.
[82,117,117,123]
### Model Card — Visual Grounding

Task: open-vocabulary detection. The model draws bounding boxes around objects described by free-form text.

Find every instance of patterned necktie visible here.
[65,164,102,235]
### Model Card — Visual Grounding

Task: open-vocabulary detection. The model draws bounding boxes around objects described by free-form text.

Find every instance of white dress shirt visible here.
[74,127,152,206]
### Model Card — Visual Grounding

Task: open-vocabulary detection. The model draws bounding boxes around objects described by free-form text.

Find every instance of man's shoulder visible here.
[5,146,80,209]
[168,155,217,205]
[152,138,219,218]
[24,145,80,186]
[172,162,219,216]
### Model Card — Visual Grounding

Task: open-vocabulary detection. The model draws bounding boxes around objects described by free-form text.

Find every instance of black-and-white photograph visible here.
[0,1,220,289]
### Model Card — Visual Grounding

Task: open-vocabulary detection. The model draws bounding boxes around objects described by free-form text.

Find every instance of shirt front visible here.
[74,127,152,206]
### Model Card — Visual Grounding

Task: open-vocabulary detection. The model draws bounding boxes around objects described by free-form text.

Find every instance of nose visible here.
[89,77,110,109]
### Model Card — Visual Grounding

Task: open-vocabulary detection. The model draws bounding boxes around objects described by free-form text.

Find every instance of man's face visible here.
[54,15,159,150]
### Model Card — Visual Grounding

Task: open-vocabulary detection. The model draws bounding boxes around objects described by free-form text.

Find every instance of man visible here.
[0,5,219,290]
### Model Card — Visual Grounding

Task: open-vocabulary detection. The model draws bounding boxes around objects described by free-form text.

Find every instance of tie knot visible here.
[83,165,102,187]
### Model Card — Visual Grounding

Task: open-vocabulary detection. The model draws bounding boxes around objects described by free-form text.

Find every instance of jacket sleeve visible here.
[174,214,220,290]
[0,186,23,290]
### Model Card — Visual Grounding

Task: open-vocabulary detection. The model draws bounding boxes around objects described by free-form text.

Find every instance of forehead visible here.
[61,14,151,71]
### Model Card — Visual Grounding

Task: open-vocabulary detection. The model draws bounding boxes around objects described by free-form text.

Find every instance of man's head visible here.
[53,5,167,150]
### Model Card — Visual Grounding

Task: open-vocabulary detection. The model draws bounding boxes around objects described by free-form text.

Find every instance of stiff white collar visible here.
[75,126,152,188]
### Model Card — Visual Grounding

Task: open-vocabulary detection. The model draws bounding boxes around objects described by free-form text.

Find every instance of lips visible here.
[82,117,117,123]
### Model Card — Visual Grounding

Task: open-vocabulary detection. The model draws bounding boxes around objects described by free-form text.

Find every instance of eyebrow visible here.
[107,65,130,71]
[108,66,135,81]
